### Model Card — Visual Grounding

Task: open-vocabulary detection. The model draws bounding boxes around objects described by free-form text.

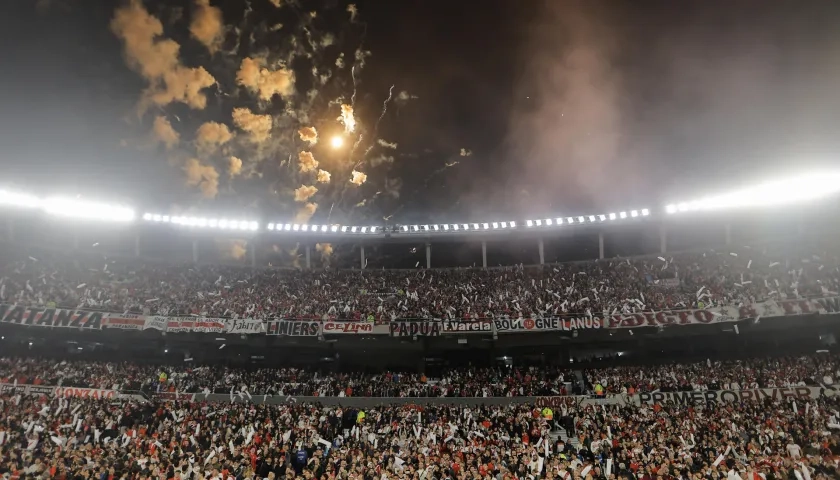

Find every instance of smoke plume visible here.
[339,104,356,132]
[460,148,472,157]
[236,57,294,101]
[294,203,318,223]
[229,240,248,260]
[228,156,242,177]
[232,107,272,143]
[347,4,358,22]
[377,139,397,149]
[183,157,219,198]
[190,0,224,54]
[298,151,319,172]
[294,185,318,202]
[152,115,180,148]
[316,243,334,265]
[316,169,331,183]
[195,121,233,153]
[349,170,367,186]
[506,1,627,207]
[111,0,215,111]
[298,126,318,145]
[370,154,394,167]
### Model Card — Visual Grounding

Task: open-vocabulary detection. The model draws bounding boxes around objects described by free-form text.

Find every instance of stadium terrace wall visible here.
[2,383,832,408]
[0,296,839,336]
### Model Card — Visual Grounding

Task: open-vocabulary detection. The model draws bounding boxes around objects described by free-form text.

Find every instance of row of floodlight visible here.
[0,190,135,222]
[142,213,259,231]
[267,223,381,234]
[525,209,650,228]
[397,221,518,233]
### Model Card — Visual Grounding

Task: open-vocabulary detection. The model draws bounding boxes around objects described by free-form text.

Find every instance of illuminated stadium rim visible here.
[139,208,651,235]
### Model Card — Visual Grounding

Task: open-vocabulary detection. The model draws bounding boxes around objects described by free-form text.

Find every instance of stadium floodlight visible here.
[0,190,41,209]
[267,223,275,230]
[608,213,616,220]
[162,215,170,222]
[341,226,348,232]
[249,221,259,231]
[501,222,508,228]
[510,221,516,228]
[526,220,534,227]
[292,224,300,231]
[566,217,574,224]
[641,208,650,216]
[282,224,290,231]
[555,218,563,225]
[400,225,408,232]
[152,214,162,222]
[630,210,639,217]
[599,214,606,221]
[664,171,840,214]
[665,204,677,214]
[482,223,489,229]
[472,223,479,230]
[302,224,310,232]
[432,224,439,231]
[543,219,551,226]
[619,211,627,219]
[443,224,450,231]
[196,217,207,227]
[42,196,135,222]
[535,219,542,226]
[360,226,367,233]
[208,219,217,227]
[452,224,460,231]
[411,225,419,231]
[331,225,339,232]
[143,213,152,221]
[217,219,227,229]
[371,226,378,233]
[350,226,357,233]
[588,215,596,222]
[577,216,584,223]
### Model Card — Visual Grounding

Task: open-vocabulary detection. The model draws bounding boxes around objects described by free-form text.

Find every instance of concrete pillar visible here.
[360,246,365,270]
[598,233,605,260]
[481,241,487,269]
[426,243,431,269]
[305,245,311,270]
[659,225,667,254]
[250,242,257,267]
[192,240,199,263]
[538,239,545,265]
[724,223,732,245]
[6,218,13,243]
[134,234,141,257]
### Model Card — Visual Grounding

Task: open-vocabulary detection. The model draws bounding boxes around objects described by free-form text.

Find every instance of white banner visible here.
[225,318,264,334]
[143,316,168,331]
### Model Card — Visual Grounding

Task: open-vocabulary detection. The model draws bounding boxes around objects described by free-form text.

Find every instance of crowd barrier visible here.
[2,383,832,408]
[0,296,837,337]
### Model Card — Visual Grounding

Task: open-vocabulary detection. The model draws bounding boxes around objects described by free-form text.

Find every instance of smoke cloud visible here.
[294,185,318,202]
[228,156,242,177]
[190,0,224,54]
[347,4,358,22]
[183,157,219,198]
[349,170,367,186]
[298,126,318,145]
[370,154,394,167]
[339,104,356,132]
[316,243,334,265]
[294,203,318,223]
[316,169,331,183]
[377,139,397,149]
[111,0,216,111]
[460,148,472,157]
[505,1,628,208]
[195,121,233,153]
[268,0,281,7]
[152,115,180,148]
[236,57,294,101]
[232,107,272,143]
[298,151,319,172]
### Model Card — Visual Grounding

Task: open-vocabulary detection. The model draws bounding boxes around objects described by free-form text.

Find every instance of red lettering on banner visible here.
[323,322,373,333]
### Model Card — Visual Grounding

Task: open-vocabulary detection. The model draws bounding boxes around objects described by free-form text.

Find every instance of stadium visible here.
[3,1,840,479]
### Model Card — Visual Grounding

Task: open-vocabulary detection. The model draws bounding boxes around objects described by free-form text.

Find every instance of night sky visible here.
[2,0,840,230]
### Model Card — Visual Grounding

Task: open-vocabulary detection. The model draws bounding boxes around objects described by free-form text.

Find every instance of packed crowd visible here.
[2,372,840,479]
[0,242,838,322]
[2,355,838,398]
